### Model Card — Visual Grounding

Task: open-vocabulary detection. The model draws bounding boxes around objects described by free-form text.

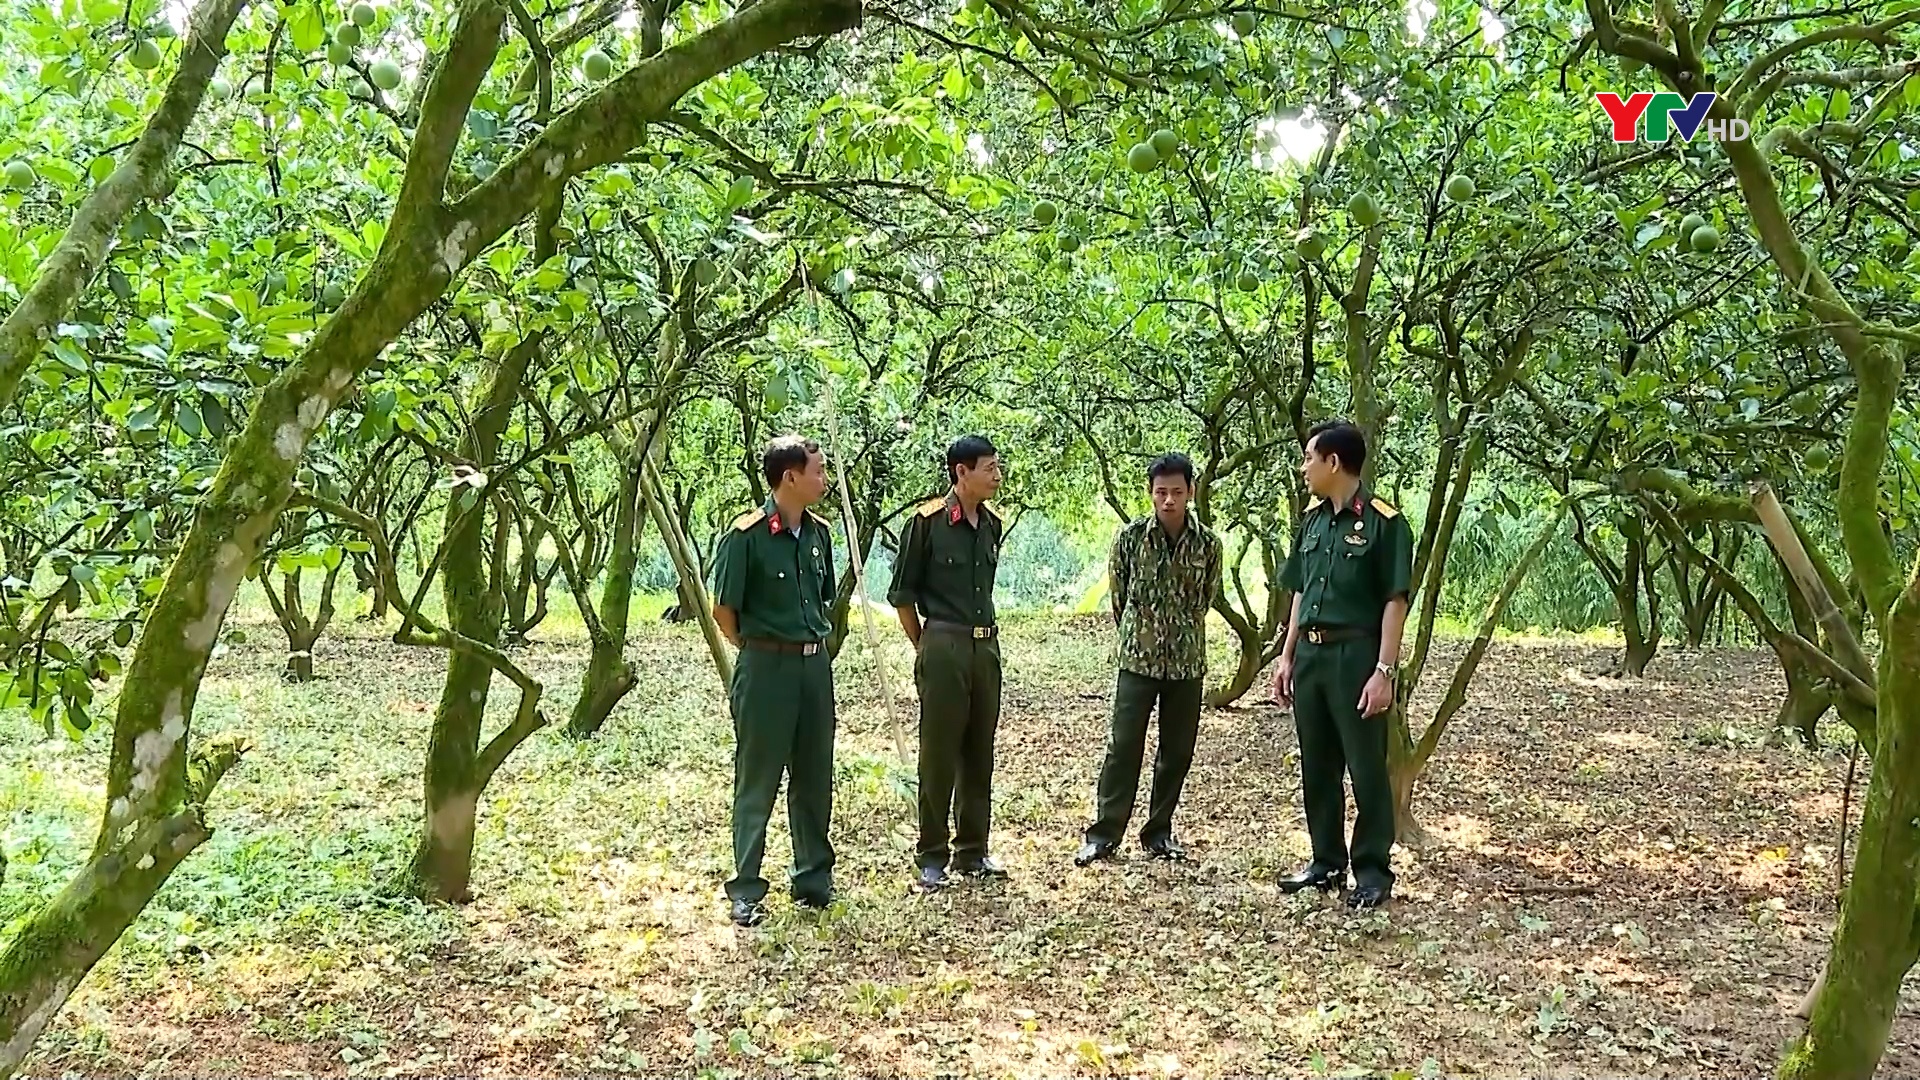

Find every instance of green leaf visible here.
[290,3,326,54]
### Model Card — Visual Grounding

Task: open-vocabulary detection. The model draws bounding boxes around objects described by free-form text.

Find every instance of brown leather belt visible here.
[742,638,824,656]
[1303,625,1374,645]
[925,620,996,639]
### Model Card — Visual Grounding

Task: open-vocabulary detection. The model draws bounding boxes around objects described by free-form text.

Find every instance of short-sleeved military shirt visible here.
[712,497,835,643]
[886,491,1002,628]
[1278,488,1413,630]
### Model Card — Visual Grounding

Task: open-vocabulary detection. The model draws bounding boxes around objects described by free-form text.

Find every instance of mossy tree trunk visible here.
[259,561,345,683]
[565,460,644,739]
[1572,502,1661,677]
[0,0,864,1066]
[1584,5,1920,1073]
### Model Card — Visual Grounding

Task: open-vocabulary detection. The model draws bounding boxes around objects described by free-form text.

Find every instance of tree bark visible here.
[0,0,865,1063]
[1781,565,1920,1080]
[0,0,254,412]
[1391,502,1566,842]
[406,316,543,902]
[565,463,644,739]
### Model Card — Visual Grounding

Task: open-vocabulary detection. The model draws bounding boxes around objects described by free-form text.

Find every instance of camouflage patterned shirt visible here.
[1110,515,1223,681]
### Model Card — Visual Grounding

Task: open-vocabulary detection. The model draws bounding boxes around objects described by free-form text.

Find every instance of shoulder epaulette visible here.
[916,498,946,518]
[805,509,832,530]
[981,500,1002,521]
[1305,496,1327,514]
[1370,497,1400,519]
[731,509,767,532]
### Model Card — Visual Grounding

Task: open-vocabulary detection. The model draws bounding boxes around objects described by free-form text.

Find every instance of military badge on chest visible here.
[1345,519,1367,546]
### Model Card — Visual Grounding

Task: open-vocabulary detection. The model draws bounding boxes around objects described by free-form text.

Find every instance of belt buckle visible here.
[802,642,820,656]
[1306,628,1325,645]
[973,626,991,640]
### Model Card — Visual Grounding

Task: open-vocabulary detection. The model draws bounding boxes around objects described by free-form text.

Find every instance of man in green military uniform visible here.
[1075,452,1223,867]
[1273,421,1413,910]
[712,435,838,927]
[888,434,1006,892]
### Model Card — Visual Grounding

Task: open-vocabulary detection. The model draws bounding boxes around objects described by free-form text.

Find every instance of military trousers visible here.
[914,627,1002,870]
[1292,633,1395,890]
[725,644,836,905]
[1085,670,1203,847]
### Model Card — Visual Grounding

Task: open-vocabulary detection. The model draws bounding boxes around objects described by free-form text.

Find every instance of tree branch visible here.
[385,0,511,245]
[0,0,254,412]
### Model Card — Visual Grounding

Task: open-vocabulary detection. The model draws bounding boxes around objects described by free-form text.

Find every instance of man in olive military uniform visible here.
[888,434,1006,892]
[1075,453,1223,867]
[1273,421,1413,910]
[712,435,838,927]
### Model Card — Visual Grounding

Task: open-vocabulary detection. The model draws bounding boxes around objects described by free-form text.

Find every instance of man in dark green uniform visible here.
[1075,452,1223,867]
[1273,421,1412,910]
[888,434,1005,892]
[712,435,837,927]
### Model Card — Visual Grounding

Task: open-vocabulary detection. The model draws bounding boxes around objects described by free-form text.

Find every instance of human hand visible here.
[1357,671,1394,718]
[1272,656,1295,708]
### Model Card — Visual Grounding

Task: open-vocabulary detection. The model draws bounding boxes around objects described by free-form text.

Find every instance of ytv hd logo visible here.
[1596,92,1752,143]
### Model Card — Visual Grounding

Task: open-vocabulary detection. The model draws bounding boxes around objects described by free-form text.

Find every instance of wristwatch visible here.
[1375,661,1398,679]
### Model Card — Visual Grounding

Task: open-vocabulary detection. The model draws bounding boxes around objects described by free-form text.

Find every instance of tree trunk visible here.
[1773,663,1831,750]
[405,321,542,902]
[284,642,316,683]
[0,740,242,1079]
[1620,619,1658,677]
[1210,630,1276,708]
[566,464,644,739]
[1394,501,1565,846]
[1781,567,1920,1080]
[0,0,866,1064]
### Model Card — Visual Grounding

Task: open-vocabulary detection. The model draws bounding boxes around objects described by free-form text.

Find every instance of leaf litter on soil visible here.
[4,613,1912,1078]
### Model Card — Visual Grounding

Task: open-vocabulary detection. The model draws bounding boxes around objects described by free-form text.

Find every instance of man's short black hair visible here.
[1307,420,1367,476]
[763,435,821,489]
[946,434,997,484]
[1146,452,1194,487]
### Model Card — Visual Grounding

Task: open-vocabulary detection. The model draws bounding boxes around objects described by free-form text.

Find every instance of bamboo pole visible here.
[638,454,732,687]
[1750,482,1876,691]
[821,361,908,766]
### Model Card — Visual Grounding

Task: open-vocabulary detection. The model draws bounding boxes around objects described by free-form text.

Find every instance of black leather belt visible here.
[925,620,996,639]
[1303,625,1374,645]
[743,638,824,655]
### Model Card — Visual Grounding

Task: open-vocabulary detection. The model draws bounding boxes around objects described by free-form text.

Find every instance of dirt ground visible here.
[10,615,1915,1078]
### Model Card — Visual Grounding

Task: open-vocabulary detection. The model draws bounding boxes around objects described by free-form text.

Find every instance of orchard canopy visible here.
[3,0,1920,1077]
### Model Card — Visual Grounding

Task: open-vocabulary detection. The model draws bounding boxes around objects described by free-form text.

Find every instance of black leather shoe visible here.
[1142,835,1187,861]
[914,865,949,892]
[954,856,1009,880]
[729,899,767,927]
[1277,865,1346,894]
[794,892,833,911]
[1347,884,1392,910]
[1074,841,1119,867]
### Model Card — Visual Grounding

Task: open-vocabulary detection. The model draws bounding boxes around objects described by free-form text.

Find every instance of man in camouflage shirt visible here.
[1076,453,1224,866]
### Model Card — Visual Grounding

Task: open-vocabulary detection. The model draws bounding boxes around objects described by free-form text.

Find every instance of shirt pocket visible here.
[1333,531,1375,586]
[753,545,795,594]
